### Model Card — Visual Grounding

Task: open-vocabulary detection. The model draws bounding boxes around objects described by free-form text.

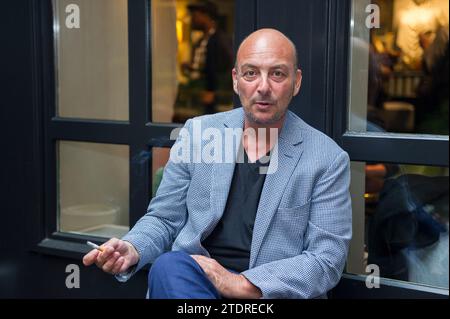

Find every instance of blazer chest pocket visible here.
[277,200,311,220]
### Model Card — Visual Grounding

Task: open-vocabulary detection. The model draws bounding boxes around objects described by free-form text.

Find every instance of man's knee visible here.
[147,251,219,299]
[149,251,191,280]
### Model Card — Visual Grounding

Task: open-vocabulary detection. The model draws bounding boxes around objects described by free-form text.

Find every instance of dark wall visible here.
[1,0,40,297]
[256,0,330,133]
[235,0,332,133]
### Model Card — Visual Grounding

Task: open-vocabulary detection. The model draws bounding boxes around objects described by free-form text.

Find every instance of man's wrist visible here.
[235,274,262,299]
[123,240,140,265]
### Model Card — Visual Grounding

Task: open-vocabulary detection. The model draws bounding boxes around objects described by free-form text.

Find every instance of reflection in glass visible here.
[349,0,448,135]
[151,0,235,123]
[348,161,449,289]
[58,141,130,238]
[54,0,129,121]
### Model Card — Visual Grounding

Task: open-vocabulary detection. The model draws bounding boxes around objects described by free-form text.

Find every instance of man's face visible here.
[232,35,302,126]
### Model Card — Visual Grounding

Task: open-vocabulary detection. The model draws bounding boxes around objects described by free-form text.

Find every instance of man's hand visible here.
[191,255,262,299]
[82,238,140,275]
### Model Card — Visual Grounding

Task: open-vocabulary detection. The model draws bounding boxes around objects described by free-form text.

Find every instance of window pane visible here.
[348,0,449,135]
[54,0,129,121]
[58,141,129,238]
[151,0,235,123]
[347,161,449,289]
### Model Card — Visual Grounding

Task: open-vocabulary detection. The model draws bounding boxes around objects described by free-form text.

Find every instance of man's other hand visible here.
[191,255,262,299]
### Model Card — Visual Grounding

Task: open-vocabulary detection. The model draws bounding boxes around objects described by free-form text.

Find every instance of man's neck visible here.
[243,114,286,136]
[242,114,286,162]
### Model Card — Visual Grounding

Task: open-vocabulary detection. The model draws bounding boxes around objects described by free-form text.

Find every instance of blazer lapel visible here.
[249,111,304,268]
[201,109,244,240]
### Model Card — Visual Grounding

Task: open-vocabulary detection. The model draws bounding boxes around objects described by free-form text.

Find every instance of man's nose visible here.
[256,75,271,96]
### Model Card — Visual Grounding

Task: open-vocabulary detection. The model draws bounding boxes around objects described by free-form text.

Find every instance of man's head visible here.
[188,1,218,31]
[232,28,302,127]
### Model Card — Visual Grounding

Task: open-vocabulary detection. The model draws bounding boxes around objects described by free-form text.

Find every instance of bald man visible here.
[83,29,352,299]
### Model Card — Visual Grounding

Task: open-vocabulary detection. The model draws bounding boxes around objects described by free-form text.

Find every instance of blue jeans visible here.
[147,251,222,299]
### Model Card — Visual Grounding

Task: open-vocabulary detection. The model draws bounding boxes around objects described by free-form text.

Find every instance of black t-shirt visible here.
[202,147,270,272]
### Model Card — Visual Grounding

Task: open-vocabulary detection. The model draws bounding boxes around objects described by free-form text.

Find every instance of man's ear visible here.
[293,69,302,96]
[232,68,239,95]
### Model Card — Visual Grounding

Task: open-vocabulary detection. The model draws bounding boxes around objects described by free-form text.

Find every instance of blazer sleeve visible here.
[120,119,194,275]
[241,151,352,298]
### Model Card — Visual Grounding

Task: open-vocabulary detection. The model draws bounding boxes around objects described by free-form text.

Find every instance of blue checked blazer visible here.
[122,107,352,298]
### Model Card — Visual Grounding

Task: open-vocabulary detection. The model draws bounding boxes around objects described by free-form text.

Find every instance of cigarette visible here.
[86,241,104,252]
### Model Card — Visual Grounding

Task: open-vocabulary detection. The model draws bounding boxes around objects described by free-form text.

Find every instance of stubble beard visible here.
[244,107,285,125]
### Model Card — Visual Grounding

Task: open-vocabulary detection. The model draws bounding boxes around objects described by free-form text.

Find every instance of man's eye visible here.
[243,70,256,77]
[272,71,285,77]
